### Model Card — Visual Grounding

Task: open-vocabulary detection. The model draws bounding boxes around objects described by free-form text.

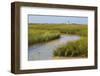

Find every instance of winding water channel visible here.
[28,35,80,61]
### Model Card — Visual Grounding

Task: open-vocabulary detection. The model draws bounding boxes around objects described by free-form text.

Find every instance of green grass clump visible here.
[54,37,88,57]
[28,29,60,45]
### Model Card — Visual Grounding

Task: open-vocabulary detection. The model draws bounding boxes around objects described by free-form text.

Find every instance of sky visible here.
[28,15,88,24]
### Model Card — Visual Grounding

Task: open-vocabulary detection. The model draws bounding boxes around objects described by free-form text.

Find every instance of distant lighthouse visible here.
[66,20,70,24]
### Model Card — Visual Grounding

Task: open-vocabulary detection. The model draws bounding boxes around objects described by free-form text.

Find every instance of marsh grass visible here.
[28,29,60,45]
[28,23,88,57]
[54,37,88,57]
[29,24,87,36]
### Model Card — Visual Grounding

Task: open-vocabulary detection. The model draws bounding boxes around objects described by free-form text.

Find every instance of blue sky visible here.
[28,15,88,24]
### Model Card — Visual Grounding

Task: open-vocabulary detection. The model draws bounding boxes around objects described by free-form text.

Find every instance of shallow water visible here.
[28,35,80,61]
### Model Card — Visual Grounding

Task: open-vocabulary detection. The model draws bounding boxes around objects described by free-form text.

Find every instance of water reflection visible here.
[28,35,80,61]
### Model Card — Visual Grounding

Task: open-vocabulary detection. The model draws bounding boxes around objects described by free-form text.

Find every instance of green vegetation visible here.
[28,29,60,45]
[29,24,87,36]
[54,37,88,57]
[28,23,88,58]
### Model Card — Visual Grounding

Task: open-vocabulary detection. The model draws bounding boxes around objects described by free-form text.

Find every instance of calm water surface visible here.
[28,35,80,61]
